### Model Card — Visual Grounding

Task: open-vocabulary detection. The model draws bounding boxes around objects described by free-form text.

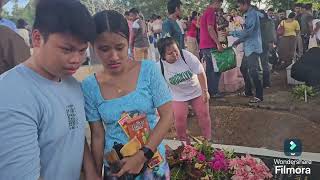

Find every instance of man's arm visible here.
[208,25,222,50]
[0,106,40,179]
[206,12,223,51]
[230,13,257,40]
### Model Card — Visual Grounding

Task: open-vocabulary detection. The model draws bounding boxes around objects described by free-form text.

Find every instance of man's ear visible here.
[31,29,42,48]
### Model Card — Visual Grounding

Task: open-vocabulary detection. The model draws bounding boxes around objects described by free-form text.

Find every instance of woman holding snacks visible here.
[81,10,173,179]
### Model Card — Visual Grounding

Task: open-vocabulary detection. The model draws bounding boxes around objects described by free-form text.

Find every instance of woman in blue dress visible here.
[81,10,173,179]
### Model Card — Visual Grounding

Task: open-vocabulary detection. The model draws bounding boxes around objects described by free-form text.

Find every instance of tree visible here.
[182,0,209,17]
[2,0,36,26]
[80,0,126,15]
[120,0,167,19]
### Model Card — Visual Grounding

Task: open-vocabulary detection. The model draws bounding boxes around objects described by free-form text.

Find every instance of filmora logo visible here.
[275,165,311,175]
[284,139,302,156]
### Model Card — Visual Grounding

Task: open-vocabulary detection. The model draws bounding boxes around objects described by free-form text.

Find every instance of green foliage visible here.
[297,0,320,9]
[80,0,126,15]
[2,0,35,26]
[194,139,214,160]
[119,0,167,19]
[292,85,317,101]
[182,0,209,18]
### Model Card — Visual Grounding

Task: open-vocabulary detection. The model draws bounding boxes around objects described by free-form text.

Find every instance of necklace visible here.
[117,88,123,94]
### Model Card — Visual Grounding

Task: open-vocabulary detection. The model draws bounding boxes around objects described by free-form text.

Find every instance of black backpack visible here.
[260,15,276,48]
[160,49,188,78]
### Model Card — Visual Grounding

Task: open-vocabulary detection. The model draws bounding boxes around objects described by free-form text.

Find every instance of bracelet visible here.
[202,89,208,92]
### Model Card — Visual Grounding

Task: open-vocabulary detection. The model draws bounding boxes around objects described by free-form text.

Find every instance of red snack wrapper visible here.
[118,113,131,137]
[127,114,150,144]
[126,114,163,168]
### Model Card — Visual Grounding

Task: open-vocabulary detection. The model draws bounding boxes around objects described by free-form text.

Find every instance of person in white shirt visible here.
[152,15,163,38]
[16,19,30,46]
[157,37,211,143]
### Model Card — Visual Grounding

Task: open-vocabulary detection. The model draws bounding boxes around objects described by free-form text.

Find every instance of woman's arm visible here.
[89,121,105,176]
[144,102,173,152]
[197,72,210,103]
[83,139,101,180]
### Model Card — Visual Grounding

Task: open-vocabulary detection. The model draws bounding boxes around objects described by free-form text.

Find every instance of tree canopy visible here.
[1,0,320,26]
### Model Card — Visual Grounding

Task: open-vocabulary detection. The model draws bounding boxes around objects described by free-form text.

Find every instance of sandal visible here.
[249,97,262,103]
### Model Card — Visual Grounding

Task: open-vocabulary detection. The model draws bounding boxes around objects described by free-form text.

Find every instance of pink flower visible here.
[209,150,228,171]
[229,154,272,179]
[197,153,206,162]
[180,145,198,161]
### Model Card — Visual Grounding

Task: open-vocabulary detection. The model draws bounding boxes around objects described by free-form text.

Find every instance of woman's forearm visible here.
[197,72,208,92]
[145,102,174,152]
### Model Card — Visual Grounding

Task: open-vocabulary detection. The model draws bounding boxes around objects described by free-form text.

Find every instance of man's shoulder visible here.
[0,25,16,36]
[0,67,36,104]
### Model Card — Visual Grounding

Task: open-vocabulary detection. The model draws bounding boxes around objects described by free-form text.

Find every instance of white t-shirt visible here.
[161,50,204,101]
[17,28,30,46]
[176,19,185,34]
[312,19,320,40]
[152,19,163,33]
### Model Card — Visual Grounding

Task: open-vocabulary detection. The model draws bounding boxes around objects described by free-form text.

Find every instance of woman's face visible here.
[164,43,180,64]
[94,32,129,74]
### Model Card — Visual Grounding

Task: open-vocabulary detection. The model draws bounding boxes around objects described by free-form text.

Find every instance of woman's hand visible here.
[202,90,210,103]
[114,151,146,177]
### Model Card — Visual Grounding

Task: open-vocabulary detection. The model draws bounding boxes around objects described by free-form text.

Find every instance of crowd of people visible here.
[0,0,320,179]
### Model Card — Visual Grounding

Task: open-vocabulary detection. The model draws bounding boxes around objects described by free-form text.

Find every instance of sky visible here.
[3,0,29,13]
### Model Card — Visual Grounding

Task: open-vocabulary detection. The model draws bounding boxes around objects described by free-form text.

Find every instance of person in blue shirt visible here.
[0,1,100,180]
[0,0,17,32]
[229,0,264,103]
[81,10,174,179]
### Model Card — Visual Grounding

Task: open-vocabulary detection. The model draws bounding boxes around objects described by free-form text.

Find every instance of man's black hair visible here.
[305,3,312,11]
[294,3,302,8]
[237,0,251,5]
[278,9,285,13]
[33,0,96,42]
[267,8,274,12]
[129,8,139,15]
[124,11,130,16]
[167,0,182,15]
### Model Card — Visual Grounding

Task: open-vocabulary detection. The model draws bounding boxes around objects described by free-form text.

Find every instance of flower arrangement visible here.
[166,137,272,180]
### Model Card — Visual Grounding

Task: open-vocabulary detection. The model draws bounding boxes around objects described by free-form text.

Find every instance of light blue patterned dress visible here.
[81,60,172,179]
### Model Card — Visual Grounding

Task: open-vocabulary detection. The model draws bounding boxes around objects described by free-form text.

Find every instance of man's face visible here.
[129,12,138,21]
[33,31,88,79]
[279,12,286,19]
[295,7,301,14]
[238,3,248,13]
[176,5,182,18]
[267,11,274,18]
